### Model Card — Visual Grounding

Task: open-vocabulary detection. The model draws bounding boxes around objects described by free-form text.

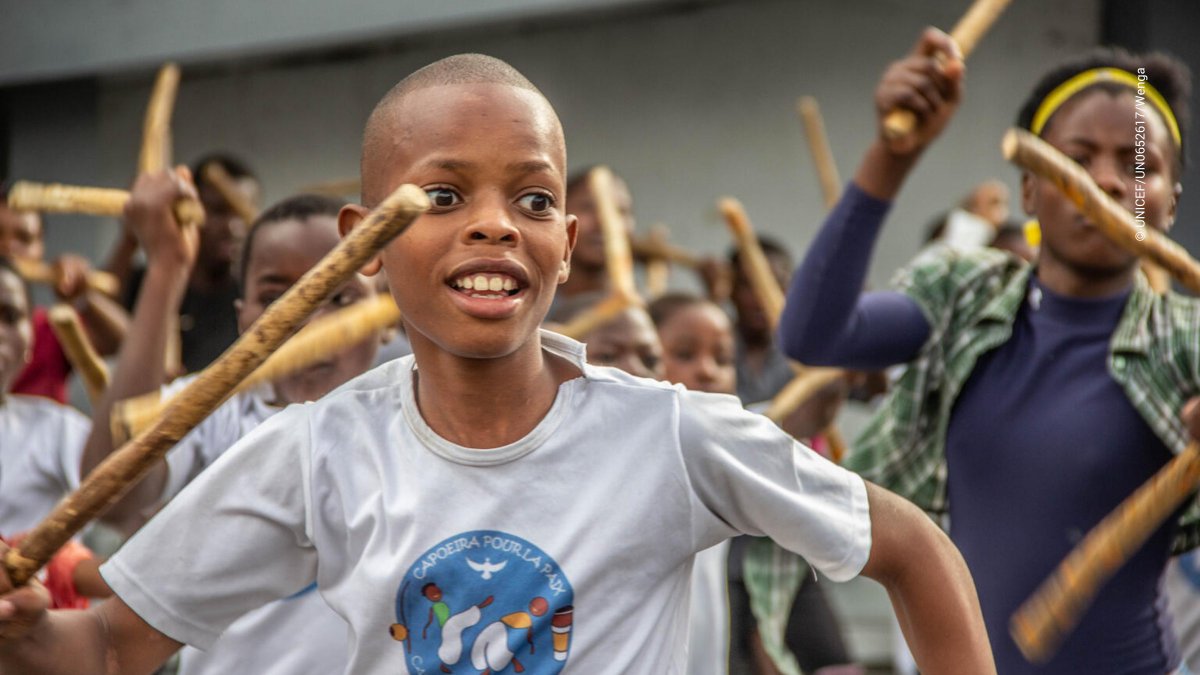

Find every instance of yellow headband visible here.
[1030,67,1182,147]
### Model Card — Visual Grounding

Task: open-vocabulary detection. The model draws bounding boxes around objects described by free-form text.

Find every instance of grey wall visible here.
[6,0,1102,291]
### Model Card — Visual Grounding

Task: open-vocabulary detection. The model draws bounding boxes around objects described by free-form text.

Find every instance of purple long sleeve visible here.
[778,183,931,370]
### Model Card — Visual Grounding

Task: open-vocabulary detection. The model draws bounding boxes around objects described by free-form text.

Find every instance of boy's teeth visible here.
[460,277,475,290]
[454,273,520,293]
[474,275,489,290]
[488,277,503,292]
[503,278,516,291]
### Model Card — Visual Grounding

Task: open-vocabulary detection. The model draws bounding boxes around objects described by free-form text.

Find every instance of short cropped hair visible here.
[648,292,718,329]
[727,234,793,270]
[1016,48,1192,171]
[191,153,258,193]
[236,193,347,298]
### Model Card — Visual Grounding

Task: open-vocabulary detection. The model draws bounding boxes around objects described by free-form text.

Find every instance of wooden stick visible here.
[641,225,672,298]
[202,162,260,225]
[1004,127,1200,660]
[823,424,848,464]
[1003,128,1200,294]
[764,368,845,424]
[47,304,109,407]
[554,293,638,341]
[6,181,204,230]
[630,234,702,268]
[2,184,428,587]
[1142,260,1172,294]
[10,257,120,298]
[796,97,842,210]
[589,167,639,300]
[114,295,402,440]
[299,178,361,198]
[882,0,1014,142]
[1011,441,1200,662]
[139,63,180,175]
[719,197,784,328]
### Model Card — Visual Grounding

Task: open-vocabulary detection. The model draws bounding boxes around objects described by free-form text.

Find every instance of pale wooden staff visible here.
[764,368,845,424]
[796,97,842,210]
[641,225,673,299]
[2,184,428,587]
[1002,128,1200,662]
[46,304,110,407]
[139,63,180,174]
[10,256,120,298]
[6,181,204,230]
[300,178,361,198]
[113,294,402,441]
[203,161,260,225]
[556,166,642,339]
[630,233,702,269]
[882,0,1014,144]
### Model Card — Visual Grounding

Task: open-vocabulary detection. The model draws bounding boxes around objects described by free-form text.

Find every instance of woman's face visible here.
[658,303,736,395]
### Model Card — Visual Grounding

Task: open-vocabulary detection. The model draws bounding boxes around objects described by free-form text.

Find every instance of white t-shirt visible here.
[103,331,871,675]
[0,394,89,536]
[155,378,349,675]
[687,541,730,675]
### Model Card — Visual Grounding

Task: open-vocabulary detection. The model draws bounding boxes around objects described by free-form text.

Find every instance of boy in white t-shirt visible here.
[74,176,381,675]
[0,54,994,674]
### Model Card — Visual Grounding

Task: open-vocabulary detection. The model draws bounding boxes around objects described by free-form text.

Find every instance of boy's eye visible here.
[331,290,362,308]
[425,188,462,208]
[517,192,555,214]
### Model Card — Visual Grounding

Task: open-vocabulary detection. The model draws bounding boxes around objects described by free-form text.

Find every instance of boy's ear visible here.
[1019,170,1037,216]
[338,204,384,276]
[559,214,578,284]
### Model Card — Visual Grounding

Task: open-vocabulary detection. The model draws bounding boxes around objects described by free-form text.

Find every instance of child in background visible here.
[79,176,380,675]
[0,53,994,675]
[573,304,662,380]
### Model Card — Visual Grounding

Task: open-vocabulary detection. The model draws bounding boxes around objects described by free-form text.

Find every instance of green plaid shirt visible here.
[846,247,1200,553]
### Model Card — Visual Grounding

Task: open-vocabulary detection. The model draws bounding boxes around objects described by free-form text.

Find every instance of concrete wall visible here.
[6,0,1102,292]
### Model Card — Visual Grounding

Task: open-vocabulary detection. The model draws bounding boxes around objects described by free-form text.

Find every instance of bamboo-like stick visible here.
[11,257,120,298]
[1003,129,1200,293]
[6,181,204,230]
[202,162,260,225]
[590,166,639,300]
[719,197,785,327]
[1011,442,1200,662]
[630,234,702,269]
[1142,260,1172,293]
[2,184,428,587]
[299,178,362,198]
[139,63,180,175]
[47,304,109,407]
[764,368,845,424]
[641,225,672,298]
[113,295,402,440]
[823,423,848,465]
[882,0,1014,143]
[797,97,842,210]
[554,293,638,341]
[1004,127,1200,660]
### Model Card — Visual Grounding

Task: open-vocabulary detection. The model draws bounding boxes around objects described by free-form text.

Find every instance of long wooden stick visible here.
[590,166,639,301]
[6,181,204,230]
[2,184,428,587]
[139,63,180,175]
[718,197,785,325]
[882,0,1014,143]
[630,233,701,268]
[300,178,361,198]
[797,97,842,210]
[764,368,845,424]
[47,304,109,407]
[10,257,120,298]
[202,162,260,225]
[113,294,402,441]
[1003,129,1200,294]
[1004,127,1200,660]
[554,291,638,341]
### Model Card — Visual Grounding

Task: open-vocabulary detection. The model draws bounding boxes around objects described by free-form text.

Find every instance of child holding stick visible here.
[0,53,993,675]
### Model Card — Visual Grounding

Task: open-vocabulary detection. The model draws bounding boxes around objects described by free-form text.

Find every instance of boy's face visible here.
[0,205,44,261]
[197,177,261,275]
[584,307,663,380]
[658,303,735,395]
[236,216,378,404]
[360,83,576,361]
[565,175,633,271]
[0,269,32,393]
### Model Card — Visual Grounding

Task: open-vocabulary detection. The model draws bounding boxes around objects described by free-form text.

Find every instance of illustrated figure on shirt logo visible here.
[420,582,494,672]
[469,596,549,674]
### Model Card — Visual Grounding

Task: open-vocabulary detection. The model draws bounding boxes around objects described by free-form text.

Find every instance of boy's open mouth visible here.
[450,273,523,299]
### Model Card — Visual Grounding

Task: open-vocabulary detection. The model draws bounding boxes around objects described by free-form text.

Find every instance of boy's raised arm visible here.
[79,169,199,533]
[860,482,996,674]
[0,541,182,674]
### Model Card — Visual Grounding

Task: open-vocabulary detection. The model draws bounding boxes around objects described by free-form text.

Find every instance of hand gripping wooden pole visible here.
[113,294,403,441]
[202,161,260,225]
[6,181,204,230]
[10,257,120,298]
[1,184,428,587]
[1003,128,1200,661]
[47,304,110,407]
[882,0,1014,143]
[796,97,843,210]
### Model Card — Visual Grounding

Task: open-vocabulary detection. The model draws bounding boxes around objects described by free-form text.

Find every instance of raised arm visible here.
[79,169,198,532]
[778,28,965,369]
[860,482,995,674]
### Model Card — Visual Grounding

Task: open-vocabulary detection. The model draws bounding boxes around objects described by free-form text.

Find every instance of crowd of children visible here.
[0,18,1195,675]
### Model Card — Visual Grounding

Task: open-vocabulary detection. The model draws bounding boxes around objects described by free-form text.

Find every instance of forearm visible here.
[861,483,994,674]
[0,608,112,674]
[77,292,130,357]
[102,232,139,295]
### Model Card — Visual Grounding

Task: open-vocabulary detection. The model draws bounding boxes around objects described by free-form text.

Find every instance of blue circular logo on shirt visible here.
[389,530,575,674]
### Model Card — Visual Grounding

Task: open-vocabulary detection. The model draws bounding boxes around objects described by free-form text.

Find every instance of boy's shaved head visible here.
[361,54,557,205]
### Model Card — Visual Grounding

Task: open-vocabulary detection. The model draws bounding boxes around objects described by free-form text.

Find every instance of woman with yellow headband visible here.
[778,28,1196,674]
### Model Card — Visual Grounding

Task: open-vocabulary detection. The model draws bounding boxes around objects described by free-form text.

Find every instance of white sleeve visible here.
[678,390,872,582]
[100,405,317,649]
[159,380,240,502]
